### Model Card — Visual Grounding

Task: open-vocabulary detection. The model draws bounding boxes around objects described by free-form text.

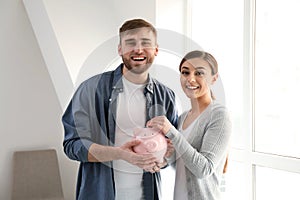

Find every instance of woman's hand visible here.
[146,116,172,135]
[165,138,174,158]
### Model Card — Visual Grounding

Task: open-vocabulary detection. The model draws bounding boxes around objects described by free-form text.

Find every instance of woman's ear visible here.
[211,73,219,85]
[154,44,159,56]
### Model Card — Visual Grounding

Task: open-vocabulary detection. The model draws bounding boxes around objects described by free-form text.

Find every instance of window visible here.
[190,0,245,150]
[256,166,300,199]
[189,0,300,199]
[254,0,300,158]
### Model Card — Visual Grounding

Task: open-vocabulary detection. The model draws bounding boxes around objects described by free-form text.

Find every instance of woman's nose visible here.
[187,74,196,83]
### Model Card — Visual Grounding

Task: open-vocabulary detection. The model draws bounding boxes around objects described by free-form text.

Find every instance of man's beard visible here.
[121,56,153,75]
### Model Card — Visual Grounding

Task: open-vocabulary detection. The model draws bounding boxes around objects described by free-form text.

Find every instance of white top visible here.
[174,113,199,200]
[113,77,146,200]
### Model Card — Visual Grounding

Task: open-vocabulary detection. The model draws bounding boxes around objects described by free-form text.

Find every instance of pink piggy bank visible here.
[133,128,167,163]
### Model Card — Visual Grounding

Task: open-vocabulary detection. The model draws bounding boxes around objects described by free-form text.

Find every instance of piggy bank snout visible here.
[144,140,158,152]
[133,128,167,162]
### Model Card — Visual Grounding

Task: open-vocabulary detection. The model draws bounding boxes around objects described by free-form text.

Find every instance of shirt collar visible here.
[113,63,154,94]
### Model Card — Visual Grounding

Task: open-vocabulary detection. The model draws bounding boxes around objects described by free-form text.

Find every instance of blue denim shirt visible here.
[62,64,178,200]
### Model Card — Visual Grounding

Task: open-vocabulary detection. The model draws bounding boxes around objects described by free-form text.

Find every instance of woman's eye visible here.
[195,71,205,76]
[181,71,189,75]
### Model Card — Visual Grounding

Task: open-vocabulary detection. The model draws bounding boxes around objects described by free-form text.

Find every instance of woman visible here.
[147,50,231,200]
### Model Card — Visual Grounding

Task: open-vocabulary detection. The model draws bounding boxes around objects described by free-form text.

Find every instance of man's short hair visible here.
[119,18,157,42]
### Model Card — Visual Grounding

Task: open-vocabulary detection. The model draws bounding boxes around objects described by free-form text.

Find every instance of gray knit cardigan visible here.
[166,101,232,200]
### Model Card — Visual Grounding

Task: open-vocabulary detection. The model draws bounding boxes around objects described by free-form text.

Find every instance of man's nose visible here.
[134,43,143,53]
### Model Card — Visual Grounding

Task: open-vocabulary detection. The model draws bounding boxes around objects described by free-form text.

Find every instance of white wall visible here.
[0,0,77,199]
[0,0,190,199]
[43,0,156,85]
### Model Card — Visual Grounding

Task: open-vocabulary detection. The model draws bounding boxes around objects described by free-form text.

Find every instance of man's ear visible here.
[118,44,122,56]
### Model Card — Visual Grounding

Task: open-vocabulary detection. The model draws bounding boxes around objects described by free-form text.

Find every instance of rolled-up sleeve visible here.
[62,82,96,162]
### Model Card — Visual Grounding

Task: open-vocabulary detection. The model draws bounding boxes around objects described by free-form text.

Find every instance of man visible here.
[62,18,178,200]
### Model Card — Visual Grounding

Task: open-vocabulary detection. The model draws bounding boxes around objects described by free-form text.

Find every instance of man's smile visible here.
[131,56,146,61]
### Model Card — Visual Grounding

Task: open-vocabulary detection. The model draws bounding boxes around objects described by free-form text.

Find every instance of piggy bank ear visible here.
[133,127,142,136]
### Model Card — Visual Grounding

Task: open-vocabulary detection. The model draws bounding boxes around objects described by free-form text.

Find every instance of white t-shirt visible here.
[113,77,146,200]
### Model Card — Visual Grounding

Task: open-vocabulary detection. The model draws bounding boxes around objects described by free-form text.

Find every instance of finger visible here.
[147,168,155,173]
[166,139,172,144]
[135,154,157,165]
[157,162,165,168]
[142,162,156,172]
[145,165,158,173]
[140,153,157,160]
[146,120,152,127]
[125,139,141,148]
[153,165,160,172]
[136,160,154,169]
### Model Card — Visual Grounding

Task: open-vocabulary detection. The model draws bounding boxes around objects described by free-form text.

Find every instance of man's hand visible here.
[119,140,157,170]
[144,139,174,173]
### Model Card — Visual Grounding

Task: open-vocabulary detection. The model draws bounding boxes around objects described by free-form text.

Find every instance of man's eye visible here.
[126,42,136,46]
[142,42,152,47]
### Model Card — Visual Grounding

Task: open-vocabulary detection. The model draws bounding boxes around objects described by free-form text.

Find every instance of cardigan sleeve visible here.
[166,104,231,179]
